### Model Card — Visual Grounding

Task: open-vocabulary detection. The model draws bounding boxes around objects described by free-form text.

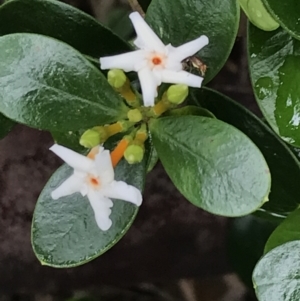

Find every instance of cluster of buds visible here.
[49,11,209,231]
[80,68,190,166]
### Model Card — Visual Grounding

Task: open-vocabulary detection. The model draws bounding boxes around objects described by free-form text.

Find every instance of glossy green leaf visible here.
[166,106,215,118]
[253,241,300,301]
[239,0,279,31]
[32,158,145,267]
[261,0,300,40]
[150,116,271,216]
[0,0,131,58]
[145,0,239,83]
[228,215,276,288]
[264,209,300,253]
[190,88,300,216]
[249,24,300,147]
[0,113,14,139]
[0,33,128,131]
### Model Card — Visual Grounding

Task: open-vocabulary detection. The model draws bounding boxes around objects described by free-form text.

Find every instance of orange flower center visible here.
[91,178,98,185]
[88,176,101,188]
[152,57,162,65]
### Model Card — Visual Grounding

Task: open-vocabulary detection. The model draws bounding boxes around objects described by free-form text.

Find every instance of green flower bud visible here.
[127,109,143,122]
[167,84,189,104]
[80,127,107,148]
[107,69,127,89]
[124,145,144,164]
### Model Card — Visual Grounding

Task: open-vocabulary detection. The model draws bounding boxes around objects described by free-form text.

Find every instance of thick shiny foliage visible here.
[239,0,279,31]
[265,209,300,253]
[249,24,300,147]
[0,33,128,131]
[0,114,14,139]
[145,0,239,83]
[150,116,271,216]
[191,88,300,217]
[32,158,145,267]
[0,0,131,57]
[262,0,300,40]
[253,241,300,301]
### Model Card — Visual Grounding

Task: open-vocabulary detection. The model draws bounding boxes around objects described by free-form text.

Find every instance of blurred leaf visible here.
[0,33,128,131]
[0,0,131,58]
[253,241,300,301]
[248,24,300,147]
[239,0,279,31]
[32,157,146,267]
[105,8,134,40]
[228,215,276,288]
[262,0,300,40]
[150,116,271,216]
[145,0,240,83]
[190,87,300,216]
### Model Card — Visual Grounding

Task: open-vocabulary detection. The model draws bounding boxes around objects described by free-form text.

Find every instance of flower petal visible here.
[161,70,203,87]
[129,12,165,52]
[51,174,83,200]
[138,67,158,107]
[100,50,145,72]
[101,180,142,206]
[87,191,113,231]
[95,147,114,186]
[168,35,209,62]
[50,144,94,173]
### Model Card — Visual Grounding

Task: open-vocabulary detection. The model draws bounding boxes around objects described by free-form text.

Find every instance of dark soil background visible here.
[0,1,259,300]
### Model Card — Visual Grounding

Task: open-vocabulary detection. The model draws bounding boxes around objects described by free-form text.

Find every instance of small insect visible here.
[182,56,207,77]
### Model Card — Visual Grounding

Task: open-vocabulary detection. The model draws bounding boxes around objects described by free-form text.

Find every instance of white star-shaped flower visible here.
[100,12,209,107]
[50,144,142,231]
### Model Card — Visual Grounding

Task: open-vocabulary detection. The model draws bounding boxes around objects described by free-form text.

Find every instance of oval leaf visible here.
[150,116,271,216]
[249,24,300,147]
[0,0,131,57]
[239,0,279,31]
[0,33,128,131]
[261,0,300,40]
[253,241,300,301]
[31,158,145,267]
[145,0,239,83]
[190,88,300,216]
[0,113,14,139]
[264,209,300,254]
